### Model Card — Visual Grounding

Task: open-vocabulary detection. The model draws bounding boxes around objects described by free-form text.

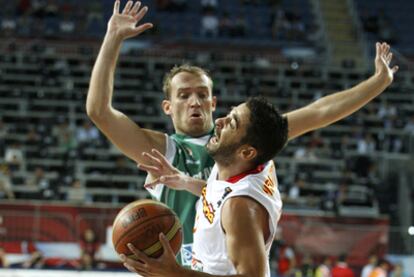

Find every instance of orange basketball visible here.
[112,199,183,258]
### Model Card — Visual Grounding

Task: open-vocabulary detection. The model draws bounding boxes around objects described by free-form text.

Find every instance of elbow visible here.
[86,101,108,124]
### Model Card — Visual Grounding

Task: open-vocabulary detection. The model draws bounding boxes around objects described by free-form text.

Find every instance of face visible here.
[206,103,251,165]
[163,72,216,137]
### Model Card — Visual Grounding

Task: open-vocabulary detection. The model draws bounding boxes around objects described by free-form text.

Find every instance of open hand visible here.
[374,42,399,86]
[107,0,153,40]
[138,149,188,190]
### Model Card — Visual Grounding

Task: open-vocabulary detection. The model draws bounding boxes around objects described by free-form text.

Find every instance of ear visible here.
[162,99,171,115]
[239,145,257,162]
[211,96,217,112]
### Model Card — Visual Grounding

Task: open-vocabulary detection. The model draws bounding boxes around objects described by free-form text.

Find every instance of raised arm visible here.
[86,0,163,163]
[285,42,399,140]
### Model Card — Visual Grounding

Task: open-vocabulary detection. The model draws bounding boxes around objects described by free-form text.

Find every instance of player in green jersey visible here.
[86,0,397,266]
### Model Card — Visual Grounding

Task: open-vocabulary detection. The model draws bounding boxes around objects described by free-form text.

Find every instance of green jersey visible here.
[146,131,214,266]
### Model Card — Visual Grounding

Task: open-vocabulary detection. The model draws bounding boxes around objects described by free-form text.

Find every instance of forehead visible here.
[232,103,250,127]
[170,71,212,93]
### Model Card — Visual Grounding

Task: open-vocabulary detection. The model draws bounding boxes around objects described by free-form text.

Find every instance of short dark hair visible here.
[242,97,288,166]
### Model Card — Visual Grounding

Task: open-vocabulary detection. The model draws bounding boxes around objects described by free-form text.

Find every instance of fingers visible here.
[138,163,161,174]
[119,252,146,274]
[113,0,120,14]
[391,65,399,74]
[142,152,162,166]
[385,52,392,64]
[144,178,161,189]
[127,243,150,264]
[129,1,141,16]
[134,5,149,22]
[159,233,175,257]
[122,0,133,14]
[151,149,173,167]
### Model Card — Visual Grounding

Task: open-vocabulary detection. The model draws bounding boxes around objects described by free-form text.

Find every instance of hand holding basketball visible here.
[112,199,183,259]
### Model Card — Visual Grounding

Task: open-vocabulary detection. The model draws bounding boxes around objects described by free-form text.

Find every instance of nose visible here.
[215,116,230,128]
[189,94,201,107]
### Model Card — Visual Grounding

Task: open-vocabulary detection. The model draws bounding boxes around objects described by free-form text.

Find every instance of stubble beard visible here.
[206,141,241,167]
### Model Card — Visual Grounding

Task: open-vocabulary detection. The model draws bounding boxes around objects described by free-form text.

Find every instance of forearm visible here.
[182,175,206,196]
[86,33,123,119]
[311,72,390,126]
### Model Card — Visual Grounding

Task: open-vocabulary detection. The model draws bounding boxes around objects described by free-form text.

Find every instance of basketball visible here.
[112,199,183,258]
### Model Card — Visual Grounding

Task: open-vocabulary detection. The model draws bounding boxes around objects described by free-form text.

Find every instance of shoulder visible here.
[222,196,267,227]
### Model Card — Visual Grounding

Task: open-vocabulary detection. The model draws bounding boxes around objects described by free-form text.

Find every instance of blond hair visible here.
[162,64,213,99]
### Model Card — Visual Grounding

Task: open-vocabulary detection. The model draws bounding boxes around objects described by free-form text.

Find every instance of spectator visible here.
[77,252,94,270]
[22,251,45,269]
[301,255,315,277]
[0,165,15,199]
[201,0,217,12]
[232,14,247,37]
[1,15,17,36]
[53,120,77,154]
[4,142,24,171]
[357,133,376,154]
[80,229,99,264]
[369,259,389,277]
[315,256,331,277]
[219,11,233,37]
[76,120,100,148]
[26,167,54,199]
[0,118,7,156]
[66,179,90,204]
[361,255,378,277]
[86,0,104,28]
[404,115,414,135]
[168,0,187,11]
[59,14,76,36]
[331,254,355,277]
[201,10,219,37]
[390,263,408,277]
[0,247,9,268]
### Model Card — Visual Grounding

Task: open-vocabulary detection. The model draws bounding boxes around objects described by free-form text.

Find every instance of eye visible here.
[198,91,208,99]
[178,93,189,99]
[230,119,236,129]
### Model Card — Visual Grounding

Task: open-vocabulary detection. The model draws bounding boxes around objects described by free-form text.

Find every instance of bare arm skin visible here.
[285,42,398,140]
[86,1,163,163]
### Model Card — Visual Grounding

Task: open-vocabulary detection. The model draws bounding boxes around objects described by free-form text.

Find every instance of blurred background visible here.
[0,0,413,276]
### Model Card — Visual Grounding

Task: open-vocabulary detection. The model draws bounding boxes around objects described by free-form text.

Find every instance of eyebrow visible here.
[177,86,209,92]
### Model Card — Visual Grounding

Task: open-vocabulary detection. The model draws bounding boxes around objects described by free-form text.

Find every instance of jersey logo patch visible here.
[181,243,193,266]
[217,187,232,208]
[201,186,215,223]
[191,255,204,271]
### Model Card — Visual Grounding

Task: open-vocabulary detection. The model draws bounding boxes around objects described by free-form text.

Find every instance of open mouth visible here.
[190,112,202,119]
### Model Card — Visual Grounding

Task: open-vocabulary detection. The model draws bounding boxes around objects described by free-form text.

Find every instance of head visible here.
[368,254,378,265]
[206,96,288,167]
[162,64,216,137]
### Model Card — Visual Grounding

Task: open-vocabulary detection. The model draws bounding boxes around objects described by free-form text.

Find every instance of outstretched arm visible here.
[285,42,399,140]
[86,1,163,163]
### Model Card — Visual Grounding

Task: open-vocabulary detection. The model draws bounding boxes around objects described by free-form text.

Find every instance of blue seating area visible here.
[0,0,315,47]
[355,0,414,56]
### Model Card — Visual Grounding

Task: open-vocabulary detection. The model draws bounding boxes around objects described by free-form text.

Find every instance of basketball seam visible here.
[141,219,181,256]
[114,213,177,250]
[113,200,171,226]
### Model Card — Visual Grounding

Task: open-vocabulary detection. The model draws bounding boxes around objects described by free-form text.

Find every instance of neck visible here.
[216,161,253,181]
